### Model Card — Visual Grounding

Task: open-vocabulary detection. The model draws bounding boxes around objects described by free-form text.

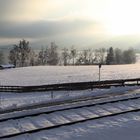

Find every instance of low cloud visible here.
[0,19,97,39]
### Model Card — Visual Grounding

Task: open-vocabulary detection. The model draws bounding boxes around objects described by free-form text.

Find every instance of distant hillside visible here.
[0,45,12,50]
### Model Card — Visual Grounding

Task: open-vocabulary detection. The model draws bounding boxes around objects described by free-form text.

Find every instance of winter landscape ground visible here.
[1,63,140,140]
[0,64,140,86]
[0,63,140,109]
[1,0,140,139]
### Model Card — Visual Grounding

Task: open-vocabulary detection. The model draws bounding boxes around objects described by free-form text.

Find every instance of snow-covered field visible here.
[0,64,140,110]
[0,64,140,86]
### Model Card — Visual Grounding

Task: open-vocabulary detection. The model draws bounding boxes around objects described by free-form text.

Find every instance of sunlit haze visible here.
[0,0,140,49]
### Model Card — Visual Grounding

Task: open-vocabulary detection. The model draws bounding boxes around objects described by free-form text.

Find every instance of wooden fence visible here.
[0,78,140,93]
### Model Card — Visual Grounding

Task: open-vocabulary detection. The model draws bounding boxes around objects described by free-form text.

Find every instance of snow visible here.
[0,64,140,86]
[2,97,140,140]
[1,86,140,111]
[0,64,140,139]
[0,120,20,137]
[1,64,139,110]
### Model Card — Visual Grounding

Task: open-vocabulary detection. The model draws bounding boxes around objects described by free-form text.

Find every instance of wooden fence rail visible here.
[0,78,140,93]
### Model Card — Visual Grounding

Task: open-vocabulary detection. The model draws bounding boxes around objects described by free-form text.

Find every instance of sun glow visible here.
[103,0,140,35]
[1,0,140,45]
[9,0,140,37]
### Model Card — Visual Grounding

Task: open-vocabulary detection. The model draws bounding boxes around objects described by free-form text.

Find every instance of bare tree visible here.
[61,48,70,66]
[76,49,93,65]
[70,46,77,65]
[94,48,106,64]
[29,49,36,66]
[9,39,31,67]
[83,49,93,65]
[19,40,31,67]
[37,47,46,65]
[9,45,20,66]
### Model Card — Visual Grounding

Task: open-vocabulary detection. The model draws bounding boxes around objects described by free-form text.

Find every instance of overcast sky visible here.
[0,0,140,48]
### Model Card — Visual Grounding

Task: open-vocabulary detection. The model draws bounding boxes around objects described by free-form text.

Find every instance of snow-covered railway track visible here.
[1,93,140,139]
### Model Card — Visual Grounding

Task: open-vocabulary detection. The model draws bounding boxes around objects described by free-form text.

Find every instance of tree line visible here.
[106,47,136,65]
[0,39,137,67]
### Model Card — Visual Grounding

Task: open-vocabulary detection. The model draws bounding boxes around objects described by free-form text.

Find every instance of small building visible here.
[0,64,15,70]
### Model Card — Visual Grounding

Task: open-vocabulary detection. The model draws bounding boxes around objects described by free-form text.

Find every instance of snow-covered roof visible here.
[0,64,15,68]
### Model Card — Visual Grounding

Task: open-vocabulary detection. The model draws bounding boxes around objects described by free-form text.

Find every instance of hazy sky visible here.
[0,0,140,48]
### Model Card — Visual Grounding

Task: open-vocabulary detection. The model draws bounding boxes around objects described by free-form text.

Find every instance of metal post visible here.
[0,93,1,110]
[99,67,101,81]
[98,64,102,82]
[0,93,2,109]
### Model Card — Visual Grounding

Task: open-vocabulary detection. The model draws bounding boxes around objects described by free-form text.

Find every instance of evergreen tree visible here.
[106,47,115,65]
[114,48,123,64]
[0,51,4,64]
[47,42,59,65]
[123,48,136,64]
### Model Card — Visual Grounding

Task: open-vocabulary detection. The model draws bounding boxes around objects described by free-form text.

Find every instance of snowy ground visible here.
[0,64,140,109]
[0,64,140,140]
[0,64,140,110]
[0,64,140,86]
[1,86,140,111]
[16,111,140,140]
[2,92,140,140]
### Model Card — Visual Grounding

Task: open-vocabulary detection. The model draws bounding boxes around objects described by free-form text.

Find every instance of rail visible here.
[1,94,140,139]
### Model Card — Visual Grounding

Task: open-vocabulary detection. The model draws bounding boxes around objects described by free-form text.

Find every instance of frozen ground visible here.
[0,64,140,86]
